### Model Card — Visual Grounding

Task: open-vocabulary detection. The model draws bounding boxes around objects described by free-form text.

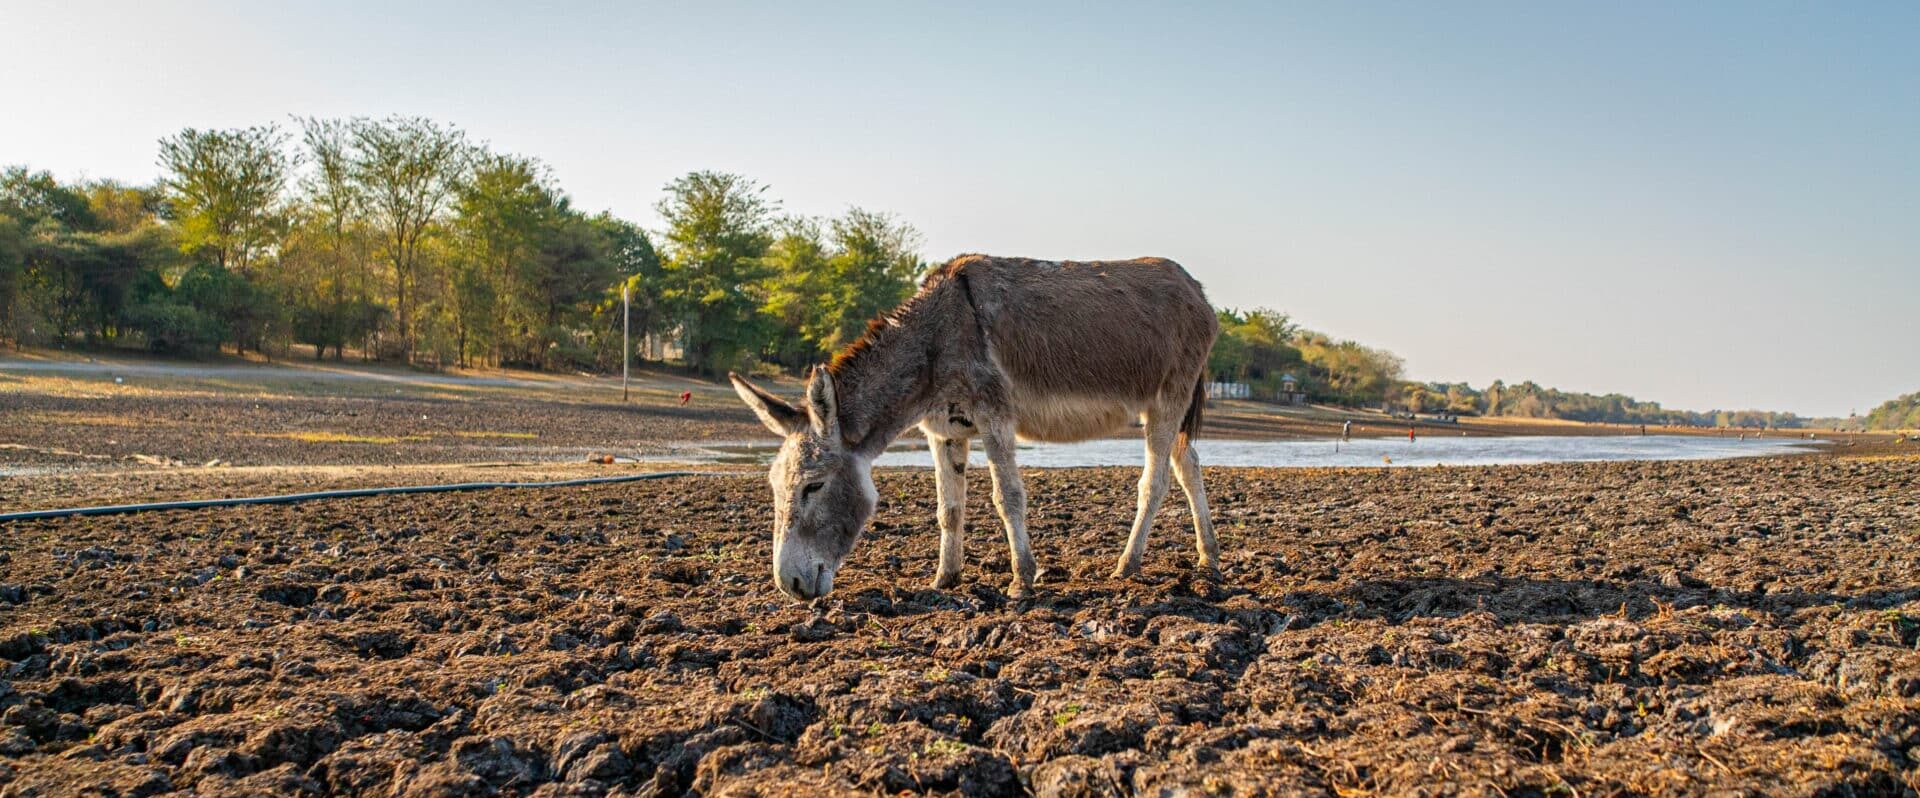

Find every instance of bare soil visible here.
[2,455,1916,796]
[12,351,1874,486]
[0,385,761,475]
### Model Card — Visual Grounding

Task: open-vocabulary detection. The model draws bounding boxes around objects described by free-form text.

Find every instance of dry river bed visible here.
[0,456,1917,796]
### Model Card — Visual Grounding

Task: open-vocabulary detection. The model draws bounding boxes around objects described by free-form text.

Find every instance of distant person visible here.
[679,390,692,406]
[1342,420,1352,441]
[1639,424,1646,436]
[1408,425,1416,442]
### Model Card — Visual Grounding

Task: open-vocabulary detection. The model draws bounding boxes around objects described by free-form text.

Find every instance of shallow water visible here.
[670,434,1819,469]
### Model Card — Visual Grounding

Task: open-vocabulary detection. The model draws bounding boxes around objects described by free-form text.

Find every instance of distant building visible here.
[1277,373,1308,406]
[1207,381,1250,400]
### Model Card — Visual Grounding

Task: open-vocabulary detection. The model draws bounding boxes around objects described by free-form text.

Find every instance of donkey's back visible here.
[945,255,1217,441]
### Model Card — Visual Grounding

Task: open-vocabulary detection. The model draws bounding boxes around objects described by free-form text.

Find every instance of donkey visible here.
[729,254,1220,601]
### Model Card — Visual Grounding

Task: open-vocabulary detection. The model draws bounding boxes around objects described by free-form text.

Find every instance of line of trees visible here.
[1207,308,1407,407]
[1403,380,1813,428]
[1,117,923,375]
[1206,307,1822,428]
[2,119,1868,426]
[1863,392,1920,431]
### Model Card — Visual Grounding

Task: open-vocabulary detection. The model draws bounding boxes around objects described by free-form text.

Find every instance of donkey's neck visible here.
[828,300,947,458]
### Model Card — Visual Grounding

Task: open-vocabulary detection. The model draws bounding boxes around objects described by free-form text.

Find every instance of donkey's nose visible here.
[779,563,834,601]
[780,569,820,601]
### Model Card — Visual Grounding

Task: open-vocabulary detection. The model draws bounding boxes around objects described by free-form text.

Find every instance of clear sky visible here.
[5,1,1915,417]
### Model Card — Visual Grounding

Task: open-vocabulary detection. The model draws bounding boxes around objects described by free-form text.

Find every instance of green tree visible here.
[156,125,291,275]
[517,208,619,369]
[1,166,99,230]
[818,208,922,349]
[591,214,663,369]
[759,208,923,365]
[656,171,776,374]
[0,213,22,342]
[3,168,177,346]
[349,116,469,357]
[450,153,551,366]
[760,217,832,367]
[1863,392,1920,431]
[291,117,381,358]
[1297,332,1403,406]
[1209,307,1304,398]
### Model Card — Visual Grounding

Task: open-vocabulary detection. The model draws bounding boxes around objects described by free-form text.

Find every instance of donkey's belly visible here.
[1012,394,1139,443]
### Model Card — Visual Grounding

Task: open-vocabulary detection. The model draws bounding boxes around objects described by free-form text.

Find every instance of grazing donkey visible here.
[730,255,1220,601]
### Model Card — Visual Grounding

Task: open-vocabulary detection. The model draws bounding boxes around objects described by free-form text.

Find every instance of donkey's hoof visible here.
[1006,580,1034,600]
[930,571,962,590]
[1110,563,1141,580]
[1197,562,1222,581]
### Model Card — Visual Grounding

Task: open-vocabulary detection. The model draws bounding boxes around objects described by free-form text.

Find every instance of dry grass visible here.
[251,431,431,445]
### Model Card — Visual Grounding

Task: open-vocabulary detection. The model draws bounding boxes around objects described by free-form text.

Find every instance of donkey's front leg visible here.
[982,424,1036,598]
[927,433,969,589]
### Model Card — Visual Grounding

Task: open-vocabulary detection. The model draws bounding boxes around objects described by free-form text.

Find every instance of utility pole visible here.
[621,283,631,402]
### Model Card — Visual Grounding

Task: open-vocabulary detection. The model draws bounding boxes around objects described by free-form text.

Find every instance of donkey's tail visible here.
[1176,373,1206,456]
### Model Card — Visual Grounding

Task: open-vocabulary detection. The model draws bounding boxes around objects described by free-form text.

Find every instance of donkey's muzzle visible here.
[776,561,833,601]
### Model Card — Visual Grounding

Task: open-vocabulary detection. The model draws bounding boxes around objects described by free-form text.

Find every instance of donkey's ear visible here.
[806,365,839,439]
[730,372,805,436]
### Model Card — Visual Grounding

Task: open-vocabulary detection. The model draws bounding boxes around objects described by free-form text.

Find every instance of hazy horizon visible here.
[5,1,1915,417]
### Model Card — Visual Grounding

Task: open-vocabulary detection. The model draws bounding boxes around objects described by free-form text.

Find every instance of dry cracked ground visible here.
[1,456,1917,797]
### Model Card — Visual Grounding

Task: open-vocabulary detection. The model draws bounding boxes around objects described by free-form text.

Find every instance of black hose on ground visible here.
[0,471,703,523]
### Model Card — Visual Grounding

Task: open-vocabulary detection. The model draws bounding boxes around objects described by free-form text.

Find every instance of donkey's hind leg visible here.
[1172,442,1220,576]
[1113,410,1180,578]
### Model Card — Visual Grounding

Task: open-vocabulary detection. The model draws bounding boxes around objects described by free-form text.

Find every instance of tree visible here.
[818,208,922,350]
[1297,332,1403,406]
[590,214,663,369]
[3,169,178,346]
[0,213,22,342]
[758,208,923,366]
[517,207,618,369]
[656,171,776,374]
[82,181,162,236]
[450,153,551,366]
[284,118,388,360]
[1,166,98,230]
[349,116,468,357]
[1864,392,1920,431]
[760,217,832,367]
[1209,307,1304,398]
[156,125,292,275]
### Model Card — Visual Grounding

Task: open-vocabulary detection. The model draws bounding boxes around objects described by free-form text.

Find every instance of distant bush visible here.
[1865,392,1920,431]
[125,300,221,356]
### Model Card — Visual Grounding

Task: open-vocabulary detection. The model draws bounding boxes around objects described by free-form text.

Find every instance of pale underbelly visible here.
[1012,394,1143,443]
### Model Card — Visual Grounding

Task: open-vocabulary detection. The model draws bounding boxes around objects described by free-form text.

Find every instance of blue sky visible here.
[5,1,1915,417]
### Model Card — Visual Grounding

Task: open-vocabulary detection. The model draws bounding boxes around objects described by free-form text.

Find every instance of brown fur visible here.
[825,255,1217,451]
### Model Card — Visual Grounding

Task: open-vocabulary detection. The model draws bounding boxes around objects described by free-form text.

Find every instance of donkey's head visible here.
[729,366,875,601]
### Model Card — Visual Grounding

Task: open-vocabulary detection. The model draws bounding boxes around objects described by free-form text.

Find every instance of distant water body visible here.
[676,435,1818,469]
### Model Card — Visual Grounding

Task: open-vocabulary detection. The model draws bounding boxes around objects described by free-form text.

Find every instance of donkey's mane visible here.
[826,257,972,378]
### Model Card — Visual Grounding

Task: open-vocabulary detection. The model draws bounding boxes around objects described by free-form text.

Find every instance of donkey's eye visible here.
[801,482,825,500]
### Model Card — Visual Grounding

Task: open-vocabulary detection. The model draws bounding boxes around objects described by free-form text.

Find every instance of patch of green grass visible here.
[1053,703,1084,726]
